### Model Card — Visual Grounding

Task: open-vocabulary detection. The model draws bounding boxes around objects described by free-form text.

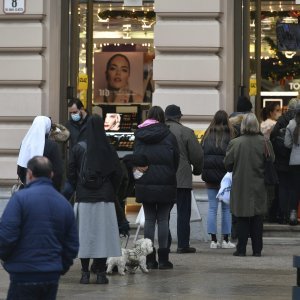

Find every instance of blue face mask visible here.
[71,113,81,122]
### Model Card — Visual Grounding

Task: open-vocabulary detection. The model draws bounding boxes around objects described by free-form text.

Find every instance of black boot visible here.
[96,272,109,284]
[158,248,173,270]
[80,271,90,284]
[146,247,158,269]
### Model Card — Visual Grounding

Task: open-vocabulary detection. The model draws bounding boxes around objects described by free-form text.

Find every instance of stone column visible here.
[0,0,61,184]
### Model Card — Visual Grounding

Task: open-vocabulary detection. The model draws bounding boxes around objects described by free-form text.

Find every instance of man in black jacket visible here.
[63,98,90,199]
[165,105,203,253]
[66,98,89,150]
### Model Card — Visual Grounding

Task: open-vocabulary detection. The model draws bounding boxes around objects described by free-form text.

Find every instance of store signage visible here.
[4,0,25,14]
[289,82,300,90]
[249,78,257,96]
[124,0,142,6]
[78,73,88,90]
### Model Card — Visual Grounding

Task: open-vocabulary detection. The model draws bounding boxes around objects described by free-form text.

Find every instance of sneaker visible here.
[210,241,220,249]
[221,240,236,249]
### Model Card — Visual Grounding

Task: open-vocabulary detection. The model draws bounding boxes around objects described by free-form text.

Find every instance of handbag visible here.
[264,139,279,185]
[11,177,24,196]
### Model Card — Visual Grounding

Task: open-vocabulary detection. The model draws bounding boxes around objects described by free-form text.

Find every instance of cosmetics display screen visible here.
[106,132,135,151]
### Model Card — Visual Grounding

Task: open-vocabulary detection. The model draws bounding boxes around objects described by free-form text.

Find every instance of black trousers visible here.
[289,167,300,211]
[7,281,58,300]
[176,188,192,248]
[277,170,292,220]
[236,215,263,255]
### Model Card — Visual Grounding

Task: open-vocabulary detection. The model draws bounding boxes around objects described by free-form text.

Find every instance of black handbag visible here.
[264,139,279,185]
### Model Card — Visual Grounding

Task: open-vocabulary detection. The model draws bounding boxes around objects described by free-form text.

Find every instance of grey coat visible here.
[284,119,300,166]
[166,120,203,188]
[224,134,274,217]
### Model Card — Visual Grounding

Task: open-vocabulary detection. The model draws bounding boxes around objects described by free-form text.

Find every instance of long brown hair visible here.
[202,110,235,147]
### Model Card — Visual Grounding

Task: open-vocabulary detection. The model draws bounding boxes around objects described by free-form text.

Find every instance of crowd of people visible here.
[0,96,300,299]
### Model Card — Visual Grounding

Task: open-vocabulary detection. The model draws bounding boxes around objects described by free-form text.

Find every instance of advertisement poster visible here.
[94,52,144,103]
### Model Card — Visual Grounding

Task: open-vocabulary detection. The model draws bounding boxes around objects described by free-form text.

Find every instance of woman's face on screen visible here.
[106,56,130,90]
[104,113,120,131]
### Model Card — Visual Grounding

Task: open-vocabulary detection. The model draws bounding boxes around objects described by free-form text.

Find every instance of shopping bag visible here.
[190,191,202,222]
[135,205,145,227]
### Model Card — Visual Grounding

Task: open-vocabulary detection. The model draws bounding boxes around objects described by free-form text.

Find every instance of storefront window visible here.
[78,1,155,108]
[250,1,300,111]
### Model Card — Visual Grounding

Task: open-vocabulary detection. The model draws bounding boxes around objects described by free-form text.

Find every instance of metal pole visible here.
[86,0,93,114]
[242,0,250,98]
[233,0,243,105]
[255,0,261,117]
[70,0,79,95]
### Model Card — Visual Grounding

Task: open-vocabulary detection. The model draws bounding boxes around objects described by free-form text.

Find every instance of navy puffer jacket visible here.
[134,123,179,204]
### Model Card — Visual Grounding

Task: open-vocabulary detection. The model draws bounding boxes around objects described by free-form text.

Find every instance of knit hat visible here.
[165,105,183,119]
[237,96,253,113]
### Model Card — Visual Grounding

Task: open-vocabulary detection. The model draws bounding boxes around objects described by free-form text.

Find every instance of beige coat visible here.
[224,134,275,217]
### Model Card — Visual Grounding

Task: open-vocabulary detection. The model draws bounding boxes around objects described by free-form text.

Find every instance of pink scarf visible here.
[138,119,159,128]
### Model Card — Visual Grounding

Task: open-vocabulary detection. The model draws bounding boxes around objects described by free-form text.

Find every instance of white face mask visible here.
[133,169,144,180]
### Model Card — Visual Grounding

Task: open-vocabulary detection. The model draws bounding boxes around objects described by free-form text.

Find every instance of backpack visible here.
[78,141,104,189]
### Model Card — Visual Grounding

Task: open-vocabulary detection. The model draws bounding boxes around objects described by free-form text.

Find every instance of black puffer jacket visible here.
[270,110,295,172]
[134,123,179,204]
[201,133,230,185]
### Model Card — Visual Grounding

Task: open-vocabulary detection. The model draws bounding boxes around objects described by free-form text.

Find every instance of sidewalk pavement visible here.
[0,236,299,300]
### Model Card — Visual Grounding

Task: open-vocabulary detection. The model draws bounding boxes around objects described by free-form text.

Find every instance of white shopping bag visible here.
[190,191,202,222]
[135,205,145,227]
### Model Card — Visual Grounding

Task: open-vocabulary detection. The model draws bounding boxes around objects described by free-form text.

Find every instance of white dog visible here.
[106,238,153,275]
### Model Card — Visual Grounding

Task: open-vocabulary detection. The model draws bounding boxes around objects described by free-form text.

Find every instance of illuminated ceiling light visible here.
[285,51,296,59]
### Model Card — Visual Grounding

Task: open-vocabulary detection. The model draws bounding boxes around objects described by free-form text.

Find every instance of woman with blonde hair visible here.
[201,110,235,249]
[225,113,275,257]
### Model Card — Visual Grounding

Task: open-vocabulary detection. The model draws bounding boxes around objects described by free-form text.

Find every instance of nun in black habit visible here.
[68,115,121,284]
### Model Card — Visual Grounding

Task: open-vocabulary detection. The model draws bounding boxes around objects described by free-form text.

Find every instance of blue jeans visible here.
[207,188,231,235]
[7,281,58,300]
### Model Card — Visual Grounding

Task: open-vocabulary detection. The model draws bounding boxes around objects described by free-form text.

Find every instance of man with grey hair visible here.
[270,98,300,225]
[165,105,203,253]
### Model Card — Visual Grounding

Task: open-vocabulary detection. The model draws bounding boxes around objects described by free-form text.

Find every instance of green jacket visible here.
[166,120,203,188]
[224,134,274,217]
